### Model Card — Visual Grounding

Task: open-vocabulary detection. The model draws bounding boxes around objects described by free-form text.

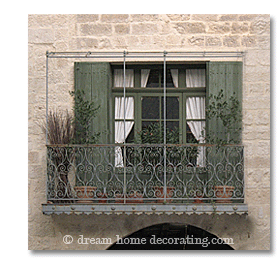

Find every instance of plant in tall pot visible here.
[70,89,101,203]
[204,89,242,203]
[41,110,75,203]
[136,123,180,203]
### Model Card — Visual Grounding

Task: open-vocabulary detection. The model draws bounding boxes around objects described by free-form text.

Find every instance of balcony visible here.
[42,144,247,215]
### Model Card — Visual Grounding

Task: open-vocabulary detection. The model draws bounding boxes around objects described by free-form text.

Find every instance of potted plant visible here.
[70,89,101,203]
[204,90,242,203]
[41,110,75,203]
[136,123,179,203]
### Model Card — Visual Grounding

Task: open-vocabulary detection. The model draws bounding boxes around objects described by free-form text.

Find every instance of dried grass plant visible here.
[41,110,74,145]
[40,110,75,202]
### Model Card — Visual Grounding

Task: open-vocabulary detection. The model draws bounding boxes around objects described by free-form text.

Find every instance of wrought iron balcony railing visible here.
[46,144,244,204]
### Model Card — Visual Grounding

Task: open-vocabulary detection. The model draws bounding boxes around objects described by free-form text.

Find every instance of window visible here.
[74,61,242,149]
[111,64,206,149]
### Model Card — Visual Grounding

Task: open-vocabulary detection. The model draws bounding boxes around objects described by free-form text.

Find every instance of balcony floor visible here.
[42,203,248,215]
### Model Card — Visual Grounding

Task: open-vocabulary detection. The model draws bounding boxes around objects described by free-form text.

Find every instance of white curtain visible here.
[170,69,179,87]
[114,69,134,87]
[186,69,206,87]
[186,69,206,167]
[186,96,206,167]
[141,69,150,87]
[115,96,134,167]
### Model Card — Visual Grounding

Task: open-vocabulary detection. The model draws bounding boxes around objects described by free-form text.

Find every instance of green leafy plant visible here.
[203,90,243,203]
[204,89,242,145]
[136,123,179,144]
[134,123,181,197]
[70,89,100,144]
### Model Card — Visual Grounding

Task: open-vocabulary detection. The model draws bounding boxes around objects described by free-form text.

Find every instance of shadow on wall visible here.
[107,223,234,250]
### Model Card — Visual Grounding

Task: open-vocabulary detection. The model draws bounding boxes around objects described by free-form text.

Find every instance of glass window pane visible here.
[125,125,134,143]
[161,69,175,87]
[141,121,162,144]
[161,97,179,119]
[142,96,160,119]
[146,69,159,87]
[161,121,179,143]
[142,121,159,130]
[166,121,179,132]
[186,123,198,143]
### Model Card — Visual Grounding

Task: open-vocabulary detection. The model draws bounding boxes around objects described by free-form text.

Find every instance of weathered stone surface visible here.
[174,22,206,34]
[219,14,239,21]
[223,36,240,47]
[205,36,222,46]
[28,14,69,28]
[239,14,259,21]
[74,37,99,49]
[241,36,257,47]
[79,23,112,36]
[29,28,54,44]
[232,22,249,34]
[256,35,270,49]
[114,24,130,35]
[98,38,112,49]
[101,14,129,23]
[245,50,270,66]
[245,66,270,83]
[76,14,99,23]
[131,14,160,22]
[54,28,69,41]
[250,17,270,35]
[166,14,190,21]
[187,36,205,46]
[207,22,230,34]
[192,14,219,21]
[131,23,159,35]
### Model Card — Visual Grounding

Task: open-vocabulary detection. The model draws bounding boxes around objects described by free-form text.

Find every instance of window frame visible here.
[112,63,206,144]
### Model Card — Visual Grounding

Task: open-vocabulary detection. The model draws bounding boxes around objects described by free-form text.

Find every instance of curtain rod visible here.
[46,51,245,59]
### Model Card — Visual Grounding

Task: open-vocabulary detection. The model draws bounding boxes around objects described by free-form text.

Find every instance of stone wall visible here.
[28,14,270,250]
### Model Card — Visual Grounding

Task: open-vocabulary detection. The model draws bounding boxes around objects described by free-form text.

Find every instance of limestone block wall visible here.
[28,14,270,250]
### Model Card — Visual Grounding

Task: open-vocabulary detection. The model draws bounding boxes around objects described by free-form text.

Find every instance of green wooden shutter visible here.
[74,62,112,144]
[206,62,243,195]
[206,62,242,144]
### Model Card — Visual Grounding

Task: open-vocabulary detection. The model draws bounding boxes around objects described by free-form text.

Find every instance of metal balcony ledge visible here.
[42,203,248,216]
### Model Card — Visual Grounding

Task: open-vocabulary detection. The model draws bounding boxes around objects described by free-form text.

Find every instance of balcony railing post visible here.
[163,51,167,202]
[123,50,126,204]
[45,51,49,203]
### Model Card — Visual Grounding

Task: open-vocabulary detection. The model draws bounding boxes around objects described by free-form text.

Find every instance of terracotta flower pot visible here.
[193,191,204,203]
[214,186,235,203]
[98,193,107,204]
[127,192,143,204]
[115,193,124,203]
[115,192,143,204]
[154,186,175,203]
[74,186,96,204]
